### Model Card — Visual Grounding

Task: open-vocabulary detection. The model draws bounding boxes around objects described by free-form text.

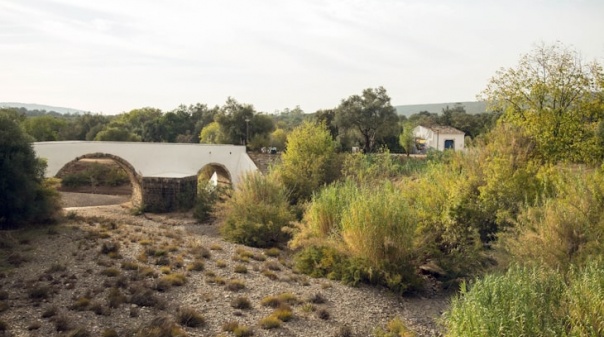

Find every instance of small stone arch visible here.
[197,163,232,188]
[56,153,143,208]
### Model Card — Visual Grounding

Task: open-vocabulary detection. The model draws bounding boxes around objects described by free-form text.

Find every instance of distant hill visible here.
[0,102,86,115]
[394,101,487,117]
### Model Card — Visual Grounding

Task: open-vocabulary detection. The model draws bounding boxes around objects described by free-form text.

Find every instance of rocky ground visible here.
[0,194,452,337]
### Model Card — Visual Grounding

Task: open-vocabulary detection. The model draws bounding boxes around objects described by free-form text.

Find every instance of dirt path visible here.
[60,191,130,208]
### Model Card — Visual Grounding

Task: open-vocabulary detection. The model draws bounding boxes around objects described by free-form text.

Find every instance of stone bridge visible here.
[33,141,258,212]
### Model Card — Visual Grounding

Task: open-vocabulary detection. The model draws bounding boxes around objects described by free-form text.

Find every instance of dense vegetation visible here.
[1,89,499,154]
[214,43,604,335]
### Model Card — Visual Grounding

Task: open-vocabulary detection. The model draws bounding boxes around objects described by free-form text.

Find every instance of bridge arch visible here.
[198,163,233,188]
[56,153,143,208]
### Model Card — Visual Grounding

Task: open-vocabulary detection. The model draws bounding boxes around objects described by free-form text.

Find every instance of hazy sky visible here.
[1,0,603,114]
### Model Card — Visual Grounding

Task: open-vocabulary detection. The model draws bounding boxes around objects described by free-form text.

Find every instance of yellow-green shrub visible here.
[218,172,294,248]
[444,260,604,337]
[499,167,604,270]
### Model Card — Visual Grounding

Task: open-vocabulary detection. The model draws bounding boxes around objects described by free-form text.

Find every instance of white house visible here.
[413,125,465,152]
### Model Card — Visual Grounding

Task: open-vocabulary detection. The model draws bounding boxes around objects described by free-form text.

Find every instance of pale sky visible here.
[1,0,603,115]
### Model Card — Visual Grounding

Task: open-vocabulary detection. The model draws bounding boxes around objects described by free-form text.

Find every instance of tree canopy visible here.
[0,115,59,228]
[482,43,604,164]
[336,87,400,153]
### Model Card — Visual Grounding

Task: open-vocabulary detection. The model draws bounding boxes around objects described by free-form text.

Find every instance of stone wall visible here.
[141,176,197,212]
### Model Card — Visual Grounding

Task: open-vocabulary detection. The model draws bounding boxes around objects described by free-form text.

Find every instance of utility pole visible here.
[245,118,250,149]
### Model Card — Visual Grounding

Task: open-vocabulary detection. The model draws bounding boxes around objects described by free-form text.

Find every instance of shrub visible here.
[265,247,281,257]
[272,304,293,322]
[259,316,281,329]
[193,180,226,222]
[178,307,205,327]
[234,264,248,274]
[53,315,71,331]
[230,296,252,310]
[41,305,58,318]
[317,308,330,320]
[29,285,52,300]
[260,295,282,308]
[565,261,604,336]
[69,297,91,311]
[233,325,253,337]
[275,120,339,204]
[218,173,295,248]
[102,329,118,337]
[100,268,121,277]
[129,288,162,308]
[134,315,187,337]
[499,167,604,271]
[0,114,61,229]
[225,279,245,292]
[107,287,127,308]
[187,260,205,272]
[444,265,567,337]
[373,318,415,337]
[222,321,239,332]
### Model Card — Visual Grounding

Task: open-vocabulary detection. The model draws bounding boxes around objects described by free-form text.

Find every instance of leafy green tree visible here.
[22,115,68,141]
[215,98,275,146]
[271,106,307,130]
[269,128,288,150]
[408,110,439,127]
[0,115,60,229]
[215,97,255,145]
[199,121,226,144]
[277,121,338,203]
[94,127,141,142]
[482,43,604,164]
[336,87,400,152]
[399,121,416,156]
[0,107,26,124]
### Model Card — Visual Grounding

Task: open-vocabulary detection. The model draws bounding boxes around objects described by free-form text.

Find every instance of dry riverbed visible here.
[0,197,450,337]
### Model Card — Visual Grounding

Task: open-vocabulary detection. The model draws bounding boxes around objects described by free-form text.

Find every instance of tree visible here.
[199,121,226,144]
[215,98,275,145]
[336,87,400,153]
[22,115,68,141]
[277,121,338,203]
[399,121,416,156]
[94,127,141,142]
[482,43,604,164]
[0,115,59,229]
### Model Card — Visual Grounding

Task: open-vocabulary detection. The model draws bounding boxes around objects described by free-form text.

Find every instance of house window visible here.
[444,139,455,149]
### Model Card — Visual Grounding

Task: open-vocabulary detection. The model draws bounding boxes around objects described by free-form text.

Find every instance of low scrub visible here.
[218,173,295,248]
[444,260,604,337]
[498,167,604,271]
[292,182,422,293]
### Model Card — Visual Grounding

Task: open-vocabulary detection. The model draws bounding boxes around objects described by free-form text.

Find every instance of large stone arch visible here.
[56,153,143,208]
[197,163,233,188]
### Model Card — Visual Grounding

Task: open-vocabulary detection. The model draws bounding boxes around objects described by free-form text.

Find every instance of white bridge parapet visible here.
[33,141,257,185]
[33,141,259,212]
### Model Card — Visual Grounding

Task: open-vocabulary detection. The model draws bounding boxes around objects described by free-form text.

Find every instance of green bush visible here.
[444,260,604,337]
[292,182,421,292]
[276,120,339,204]
[499,167,604,270]
[218,173,294,248]
[193,180,228,222]
[0,115,60,229]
